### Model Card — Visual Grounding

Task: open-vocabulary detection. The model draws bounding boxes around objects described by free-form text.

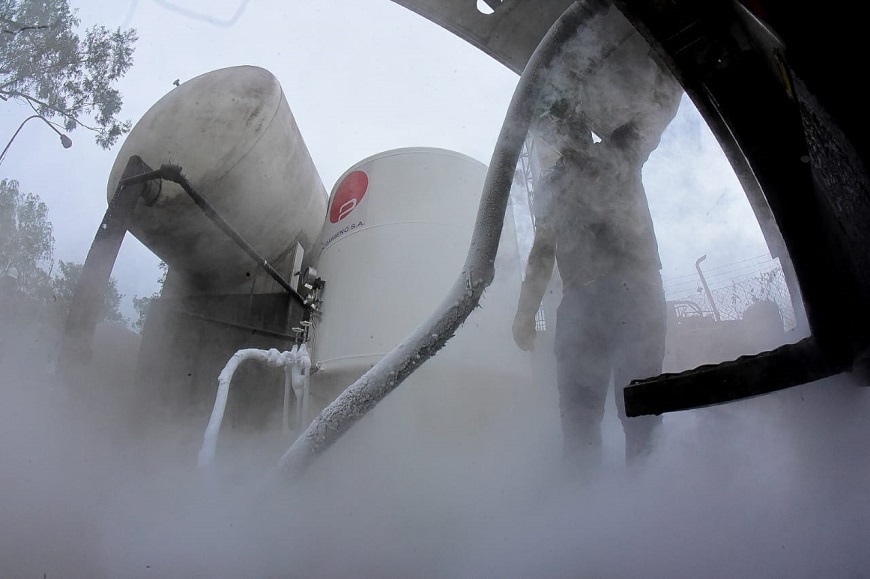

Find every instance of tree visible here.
[1,0,138,148]
[0,178,53,295]
[51,259,127,325]
[132,260,167,333]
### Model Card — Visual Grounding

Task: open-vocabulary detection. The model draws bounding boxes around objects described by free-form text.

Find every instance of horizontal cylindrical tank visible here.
[308,148,541,445]
[107,65,326,290]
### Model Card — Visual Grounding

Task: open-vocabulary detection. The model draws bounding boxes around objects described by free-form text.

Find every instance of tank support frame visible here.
[57,156,303,376]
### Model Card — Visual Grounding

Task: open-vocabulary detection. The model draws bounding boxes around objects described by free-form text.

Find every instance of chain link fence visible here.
[664,255,797,331]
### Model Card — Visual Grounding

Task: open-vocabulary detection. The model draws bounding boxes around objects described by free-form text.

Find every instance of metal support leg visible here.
[56,156,152,375]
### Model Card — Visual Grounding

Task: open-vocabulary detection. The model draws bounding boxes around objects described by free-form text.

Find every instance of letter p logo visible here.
[330,171,369,224]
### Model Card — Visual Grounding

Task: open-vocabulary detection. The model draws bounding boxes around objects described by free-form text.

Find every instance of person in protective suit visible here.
[513,38,682,474]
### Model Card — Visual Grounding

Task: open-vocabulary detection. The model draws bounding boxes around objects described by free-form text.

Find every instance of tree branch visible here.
[0,16,61,36]
[3,89,101,132]
[0,58,87,90]
[2,23,53,35]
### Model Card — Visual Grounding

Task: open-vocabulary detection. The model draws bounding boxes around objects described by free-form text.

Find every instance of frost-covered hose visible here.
[277,0,603,478]
[199,347,292,468]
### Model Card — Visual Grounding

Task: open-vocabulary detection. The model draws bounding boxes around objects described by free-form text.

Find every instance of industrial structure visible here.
[58,0,868,472]
[386,0,869,417]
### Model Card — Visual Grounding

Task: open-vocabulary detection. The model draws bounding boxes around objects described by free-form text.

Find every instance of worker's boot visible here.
[562,423,602,482]
[623,414,661,469]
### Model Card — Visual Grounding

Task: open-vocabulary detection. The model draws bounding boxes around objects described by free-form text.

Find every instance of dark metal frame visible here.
[57,156,305,374]
[616,0,869,414]
[387,0,869,415]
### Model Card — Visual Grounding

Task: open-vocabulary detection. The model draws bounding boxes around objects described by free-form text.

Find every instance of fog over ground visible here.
[2,308,868,577]
[2,1,868,577]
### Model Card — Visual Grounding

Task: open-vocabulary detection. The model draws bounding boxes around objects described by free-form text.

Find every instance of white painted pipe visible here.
[198,347,293,468]
[298,343,312,430]
[283,345,299,436]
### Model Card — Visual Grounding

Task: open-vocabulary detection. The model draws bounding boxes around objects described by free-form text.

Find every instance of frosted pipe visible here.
[198,347,294,468]
[299,343,312,429]
[290,351,304,429]
[281,366,299,436]
[277,0,601,478]
[283,345,299,435]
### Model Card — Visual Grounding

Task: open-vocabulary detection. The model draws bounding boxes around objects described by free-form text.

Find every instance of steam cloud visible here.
[1,290,868,577]
[2,8,866,577]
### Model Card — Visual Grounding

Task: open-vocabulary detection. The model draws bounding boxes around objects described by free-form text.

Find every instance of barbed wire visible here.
[662,253,771,284]
[665,258,797,331]
[665,263,784,295]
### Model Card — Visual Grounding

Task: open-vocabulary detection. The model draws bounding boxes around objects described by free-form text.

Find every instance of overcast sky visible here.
[8,4,868,576]
[0,0,771,322]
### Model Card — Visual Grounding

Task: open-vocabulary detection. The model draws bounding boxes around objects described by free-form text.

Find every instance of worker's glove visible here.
[512,311,537,352]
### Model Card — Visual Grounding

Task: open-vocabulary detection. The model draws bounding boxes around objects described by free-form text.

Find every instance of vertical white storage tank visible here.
[312,147,487,381]
[308,148,549,456]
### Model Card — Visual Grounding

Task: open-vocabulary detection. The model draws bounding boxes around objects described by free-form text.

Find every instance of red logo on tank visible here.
[330,171,368,224]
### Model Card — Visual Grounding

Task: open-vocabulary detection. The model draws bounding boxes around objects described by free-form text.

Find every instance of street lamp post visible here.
[0,114,73,166]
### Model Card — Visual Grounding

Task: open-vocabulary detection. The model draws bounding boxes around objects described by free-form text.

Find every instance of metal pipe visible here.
[174,308,298,341]
[156,164,299,296]
[114,163,301,297]
[283,345,300,436]
[276,0,605,479]
[56,156,150,374]
[119,164,303,298]
[287,345,309,434]
[298,343,312,430]
[695,254,721,321]
[198,347,295,468]
[283,364,294,436]
[118,169,166,187]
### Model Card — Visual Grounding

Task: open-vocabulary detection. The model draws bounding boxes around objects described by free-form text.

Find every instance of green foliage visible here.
[131,293,151,333]
[0,0,137,148]
[1,181,132,328]
[132,260,166,333]
[51,259,127,325]
[0,178,54,294]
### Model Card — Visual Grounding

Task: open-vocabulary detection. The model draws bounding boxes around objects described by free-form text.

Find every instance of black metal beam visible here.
[624,338,848,416]
[155,164,299,298]
[175,308,298,342]
[58,157,306,376]
[617,0,869,415]
[115,162,301,299]
[57,156,151,372]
